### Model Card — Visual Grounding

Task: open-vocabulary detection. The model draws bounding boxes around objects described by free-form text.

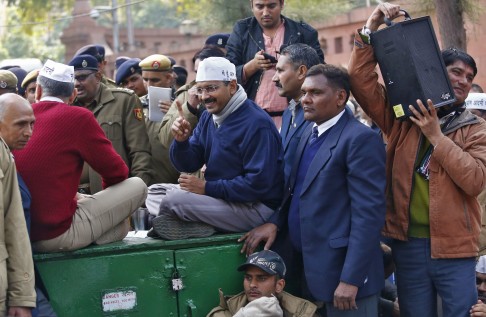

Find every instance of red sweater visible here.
[14,101,128,241]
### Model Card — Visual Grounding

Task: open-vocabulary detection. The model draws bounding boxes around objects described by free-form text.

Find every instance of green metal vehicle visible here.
[34,234,246,317]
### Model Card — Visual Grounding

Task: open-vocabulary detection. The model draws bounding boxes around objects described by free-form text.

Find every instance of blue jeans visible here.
[32,286,57,317]
[392,238,477,317]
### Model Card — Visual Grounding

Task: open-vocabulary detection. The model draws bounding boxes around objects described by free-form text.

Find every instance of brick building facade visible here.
[61,0,486,88]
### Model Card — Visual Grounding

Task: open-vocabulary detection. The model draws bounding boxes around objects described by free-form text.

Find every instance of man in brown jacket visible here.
[348,3,486,317]
[0,124,36,315]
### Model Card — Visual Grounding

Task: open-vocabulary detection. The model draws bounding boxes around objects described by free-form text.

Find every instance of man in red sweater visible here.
[14,59,148,253]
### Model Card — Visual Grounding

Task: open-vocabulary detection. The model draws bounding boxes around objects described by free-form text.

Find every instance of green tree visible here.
[176,0,251,32]
[6,0,74,35]
[412,0,482,51]
[92,0,181,29]
[0,5,67,61]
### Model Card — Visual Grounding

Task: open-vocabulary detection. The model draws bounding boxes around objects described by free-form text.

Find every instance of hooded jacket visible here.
[226,15,324,101]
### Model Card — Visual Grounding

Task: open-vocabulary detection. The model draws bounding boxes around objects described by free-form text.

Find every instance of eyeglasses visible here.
[75,72,96,82]
[196,85,221,96]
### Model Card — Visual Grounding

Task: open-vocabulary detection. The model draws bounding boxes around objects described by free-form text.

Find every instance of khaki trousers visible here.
[33,177,147,253]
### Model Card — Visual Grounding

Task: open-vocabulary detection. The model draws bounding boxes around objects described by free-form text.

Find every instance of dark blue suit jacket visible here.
[271,110,386,302]
[280,102,311,181]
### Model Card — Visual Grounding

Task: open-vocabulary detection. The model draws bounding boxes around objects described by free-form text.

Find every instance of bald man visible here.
[0,93,36,317]
[0,93,35,151]
[0,93,35,231]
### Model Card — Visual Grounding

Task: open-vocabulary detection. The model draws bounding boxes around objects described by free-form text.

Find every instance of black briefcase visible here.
[370,11,456,120]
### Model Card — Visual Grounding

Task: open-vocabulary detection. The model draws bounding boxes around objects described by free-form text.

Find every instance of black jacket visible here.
[226,15,324,100]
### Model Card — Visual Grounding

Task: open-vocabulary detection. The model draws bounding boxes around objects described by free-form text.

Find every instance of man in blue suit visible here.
[240,64,386,316]
[273,43,320,181]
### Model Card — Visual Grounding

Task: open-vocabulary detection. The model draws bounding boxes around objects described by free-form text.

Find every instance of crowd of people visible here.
[1,1,486,316]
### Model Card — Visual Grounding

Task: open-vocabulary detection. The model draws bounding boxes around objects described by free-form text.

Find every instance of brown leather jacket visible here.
[348,31,486,258]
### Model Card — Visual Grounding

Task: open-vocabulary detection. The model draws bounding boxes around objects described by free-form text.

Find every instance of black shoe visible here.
[151,213,215,240]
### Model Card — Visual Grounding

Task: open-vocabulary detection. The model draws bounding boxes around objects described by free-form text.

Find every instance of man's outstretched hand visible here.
[238,223,277,256]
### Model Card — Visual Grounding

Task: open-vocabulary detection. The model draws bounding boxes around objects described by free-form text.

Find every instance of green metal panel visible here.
[34,234,245,317]
[36,249,177,317]
[175,244,246,317]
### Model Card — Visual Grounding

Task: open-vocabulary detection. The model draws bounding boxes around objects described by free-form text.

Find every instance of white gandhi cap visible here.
[39,59,74,83]
[465,92,486,111]
[477,255,486,273]
[196,57,236,82]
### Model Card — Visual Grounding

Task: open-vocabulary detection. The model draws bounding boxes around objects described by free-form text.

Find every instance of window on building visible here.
[335,37,343,54]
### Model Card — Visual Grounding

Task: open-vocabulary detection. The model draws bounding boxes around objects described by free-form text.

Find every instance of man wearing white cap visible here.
[466,93,486,120]
[149,57,284,240]
[13,60,147,252]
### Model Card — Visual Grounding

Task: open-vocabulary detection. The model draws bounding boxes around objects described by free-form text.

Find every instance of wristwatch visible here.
[360,25,372,45]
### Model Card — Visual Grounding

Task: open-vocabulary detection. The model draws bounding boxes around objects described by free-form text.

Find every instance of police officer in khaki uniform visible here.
[69,54,153,193]
[139,54,179,184]
[0,70,18,95]
[116,58,146,98]
[21,69,40,104]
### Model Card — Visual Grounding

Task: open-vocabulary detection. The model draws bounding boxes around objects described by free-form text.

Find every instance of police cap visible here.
[115,56,131,70]
[139,54,172,72]
[204,33,230,49]
[74,44,103,63]
[0,70,18,90]
[116,58,142,85]
[21,69,40,89]
[8,67,27,95]
[68,54,99,71]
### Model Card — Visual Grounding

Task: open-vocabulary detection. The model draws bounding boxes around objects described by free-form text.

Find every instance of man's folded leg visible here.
[150,188,274,240]
[33,177,148,252]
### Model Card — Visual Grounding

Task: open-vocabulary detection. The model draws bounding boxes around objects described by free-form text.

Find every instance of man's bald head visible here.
[0,93,35,150]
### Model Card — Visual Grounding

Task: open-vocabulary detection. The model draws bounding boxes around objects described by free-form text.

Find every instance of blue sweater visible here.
[170,99,284,209]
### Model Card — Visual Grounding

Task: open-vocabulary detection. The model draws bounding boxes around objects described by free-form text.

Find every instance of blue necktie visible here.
[309,126,319,144]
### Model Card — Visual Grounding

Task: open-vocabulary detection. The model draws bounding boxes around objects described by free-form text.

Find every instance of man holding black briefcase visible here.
[349,3,486,317]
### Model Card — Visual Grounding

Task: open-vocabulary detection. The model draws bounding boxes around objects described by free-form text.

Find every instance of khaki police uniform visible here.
[140,95,179,184]
[138,54,180,184]
[74,83,153,193]
[158,82,199,148]
[101,76,117,88]
[0,138,36,314]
